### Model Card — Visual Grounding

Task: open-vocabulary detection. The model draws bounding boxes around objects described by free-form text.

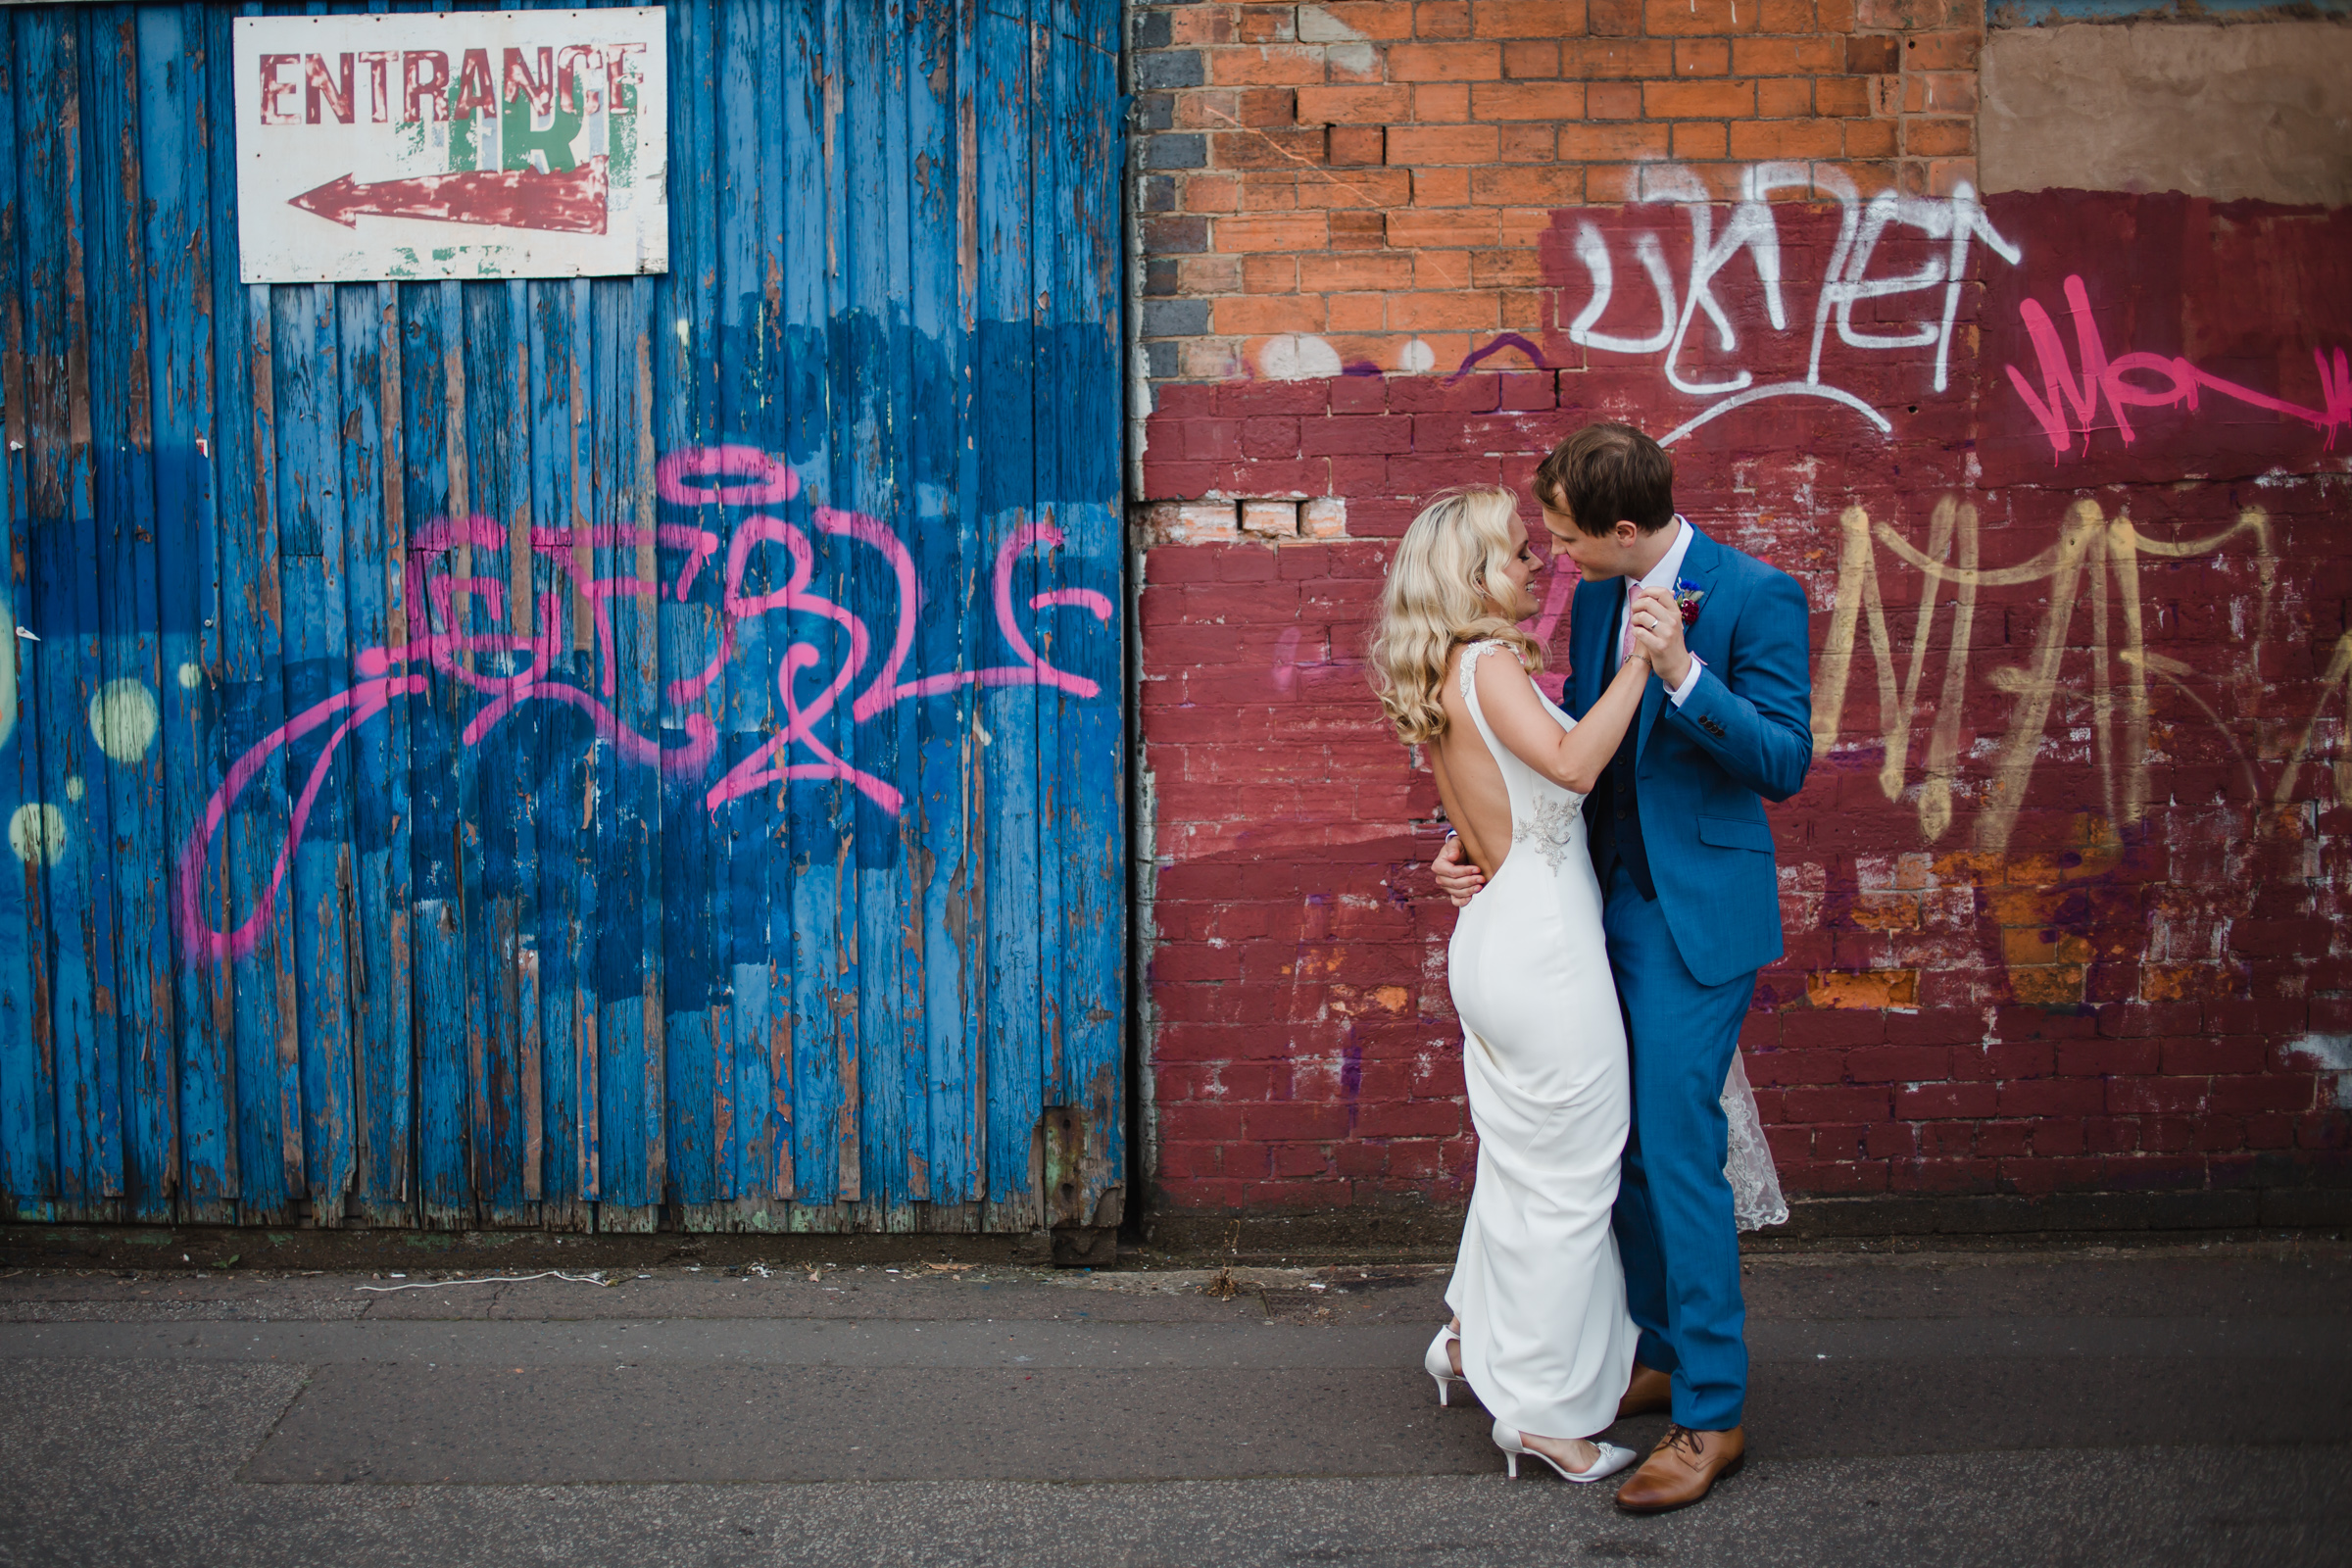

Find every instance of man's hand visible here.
[1432,833,1486,907]
[1629,584,1691,688]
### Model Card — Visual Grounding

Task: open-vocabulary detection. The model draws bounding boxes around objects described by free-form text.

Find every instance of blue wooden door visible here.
[0,0,1125,1235]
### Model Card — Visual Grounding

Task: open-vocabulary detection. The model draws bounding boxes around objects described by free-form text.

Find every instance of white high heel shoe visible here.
[1423,1325,1467,1405]
[1492,1420,1639,1484]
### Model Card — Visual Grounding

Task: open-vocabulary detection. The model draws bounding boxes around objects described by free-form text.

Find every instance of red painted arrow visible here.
[289,156,609,235]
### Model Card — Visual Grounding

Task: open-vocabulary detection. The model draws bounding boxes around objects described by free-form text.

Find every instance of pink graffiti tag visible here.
[2006,274,2352,458]
[705,514,1110,813]
[174,446,1113,964]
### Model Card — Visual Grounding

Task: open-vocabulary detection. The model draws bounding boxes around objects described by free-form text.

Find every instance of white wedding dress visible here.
[1443,642,1641,1441]
[1442,642,1787,1443]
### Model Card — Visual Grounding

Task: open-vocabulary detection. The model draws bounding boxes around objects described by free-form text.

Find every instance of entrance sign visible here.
[233,8,668,283]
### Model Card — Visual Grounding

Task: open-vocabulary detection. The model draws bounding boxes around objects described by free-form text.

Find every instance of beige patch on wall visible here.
[0,594,14,754]
[1982,22,2352,207]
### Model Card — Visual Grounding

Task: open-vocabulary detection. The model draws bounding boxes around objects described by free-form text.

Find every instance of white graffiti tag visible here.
[1562,162,2022,444]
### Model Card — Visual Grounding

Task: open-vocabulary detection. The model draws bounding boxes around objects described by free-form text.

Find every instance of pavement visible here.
[0,1239,2346,1566]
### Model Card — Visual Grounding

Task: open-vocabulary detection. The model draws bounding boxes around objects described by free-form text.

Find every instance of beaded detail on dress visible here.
[1512,795,1582,872]
[1457,640,1513,702]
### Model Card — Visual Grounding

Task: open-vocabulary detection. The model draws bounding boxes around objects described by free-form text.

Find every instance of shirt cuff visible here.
[1667,654,1706,708]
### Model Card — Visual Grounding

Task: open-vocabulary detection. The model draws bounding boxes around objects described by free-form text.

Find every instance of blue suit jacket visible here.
[1567,524,1814,987]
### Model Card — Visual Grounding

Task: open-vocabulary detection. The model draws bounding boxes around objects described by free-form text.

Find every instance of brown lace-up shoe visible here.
[1613,1423,1745,1513]
[1616,1363,1672,1420]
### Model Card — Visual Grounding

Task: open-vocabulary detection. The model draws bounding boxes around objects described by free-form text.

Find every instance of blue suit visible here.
[1566,523,1812,1431]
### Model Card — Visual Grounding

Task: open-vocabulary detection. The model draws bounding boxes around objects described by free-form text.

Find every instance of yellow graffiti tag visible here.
[2277,631,2352,812]
[1812,496,2279,855]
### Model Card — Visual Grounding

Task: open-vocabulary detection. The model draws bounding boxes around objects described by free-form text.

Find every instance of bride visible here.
[1368,485,1664,1484]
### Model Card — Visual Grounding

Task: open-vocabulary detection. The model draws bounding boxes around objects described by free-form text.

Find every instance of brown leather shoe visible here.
[1616,1362,1672,1420]
[1613,1424,1745,1513]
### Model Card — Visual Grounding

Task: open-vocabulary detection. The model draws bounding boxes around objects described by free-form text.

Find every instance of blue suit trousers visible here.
[1602,860,1755,1432]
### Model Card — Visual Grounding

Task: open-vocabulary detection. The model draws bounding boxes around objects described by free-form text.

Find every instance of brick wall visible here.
[1135,0,1983,387]
[1129,1,2352,1221]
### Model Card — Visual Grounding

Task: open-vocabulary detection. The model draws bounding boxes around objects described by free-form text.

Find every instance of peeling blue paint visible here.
[0,0,1126,1233]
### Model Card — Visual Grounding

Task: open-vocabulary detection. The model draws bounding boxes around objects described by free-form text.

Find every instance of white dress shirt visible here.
[1613,514,1705,707]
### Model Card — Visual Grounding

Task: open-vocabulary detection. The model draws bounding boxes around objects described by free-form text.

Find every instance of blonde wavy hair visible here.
[1368,485,1544,746]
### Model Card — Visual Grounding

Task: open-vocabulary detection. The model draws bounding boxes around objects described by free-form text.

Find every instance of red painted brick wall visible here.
[1130,1,2352,1219]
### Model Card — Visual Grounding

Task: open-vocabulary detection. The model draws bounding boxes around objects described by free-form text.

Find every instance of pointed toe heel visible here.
[1494,1422,1641,1484]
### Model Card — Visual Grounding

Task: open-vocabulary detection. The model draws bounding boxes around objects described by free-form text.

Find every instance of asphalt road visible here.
[1,1243,2346,1567]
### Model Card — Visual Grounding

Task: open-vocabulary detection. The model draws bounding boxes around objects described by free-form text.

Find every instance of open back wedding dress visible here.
[1442,641,1787,1442]
[1443,641,1640,1441]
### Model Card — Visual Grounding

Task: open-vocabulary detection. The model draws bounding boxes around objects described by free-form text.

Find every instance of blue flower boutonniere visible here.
[1672,576,1707,627]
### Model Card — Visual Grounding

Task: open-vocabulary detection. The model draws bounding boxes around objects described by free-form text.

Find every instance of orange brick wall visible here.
[1135,0,1984,384]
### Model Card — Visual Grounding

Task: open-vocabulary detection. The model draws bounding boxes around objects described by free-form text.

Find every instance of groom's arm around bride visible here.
[1436,422,1814,1513]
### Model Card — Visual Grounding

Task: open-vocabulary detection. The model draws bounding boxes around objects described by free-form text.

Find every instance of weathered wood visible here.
[910,0,979,1212]
[84,8,173,1224]
[339,277,412,1227]
[0,12,55,1218]
[132,2,234,1226]
[977,0,1043,1231]
[0,0,1123,1237]
[23,11,121,1217]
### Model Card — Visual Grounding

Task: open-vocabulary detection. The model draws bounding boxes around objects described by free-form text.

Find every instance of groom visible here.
[1433,422,1813,1512]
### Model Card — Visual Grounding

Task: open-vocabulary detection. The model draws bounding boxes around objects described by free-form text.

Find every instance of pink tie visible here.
[1620,610,1637,666]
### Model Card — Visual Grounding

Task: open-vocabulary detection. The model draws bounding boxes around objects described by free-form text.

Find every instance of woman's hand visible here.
[1628,584,1690,687]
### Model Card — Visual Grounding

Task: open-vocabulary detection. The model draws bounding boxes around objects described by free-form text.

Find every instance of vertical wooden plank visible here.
[1050,0,1126,1213]
[339,275,413,1227]
[456,282,498,1218]
[907,0,978,1218]
[740,0,799,1209]
[562,273,600,1224]
[1028,0,1067,1133]
[752,0,796,1216]
[136,0,234,1226]
[20,11,121,1217]
[228,272,303,1225]
[524,273,582,1224]
[406,278,470,1227]
[629,265,666,1228]
[456,275,531,1222]
[554,285,605,1220]
[492,274,541,1222]
[271,277,360,1225]
[781,0,848,1215]
[975,0,1043,1227]
[60,7,131,1215]
[707,0,765,1218]
[585,270,662,1227]
[656,0,719,1220]
[840,0,916,1229]
[751,0,805,1214]
[0,10,60,1217]
[187,0,299,1224]
[80,5,174,1222]
[584,274,632,1222]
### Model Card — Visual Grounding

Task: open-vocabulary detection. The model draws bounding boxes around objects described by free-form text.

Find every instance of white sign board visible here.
[233,9,668,283]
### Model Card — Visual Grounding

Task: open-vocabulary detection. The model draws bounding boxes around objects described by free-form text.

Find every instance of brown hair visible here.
[1531,422,1676,537]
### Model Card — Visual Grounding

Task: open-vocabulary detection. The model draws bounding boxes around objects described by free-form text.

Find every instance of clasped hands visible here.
[1623,582,1691,688]
[1431,585,1687,908]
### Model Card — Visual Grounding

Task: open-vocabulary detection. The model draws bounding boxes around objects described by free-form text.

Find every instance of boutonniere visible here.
[1673,576,1707,627]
